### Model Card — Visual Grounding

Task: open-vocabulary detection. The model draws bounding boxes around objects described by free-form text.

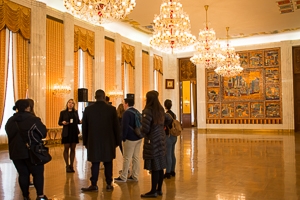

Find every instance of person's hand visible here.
[62,121,69,125]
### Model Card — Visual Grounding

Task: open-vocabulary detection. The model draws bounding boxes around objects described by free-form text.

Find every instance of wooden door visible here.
[293,46,300,132]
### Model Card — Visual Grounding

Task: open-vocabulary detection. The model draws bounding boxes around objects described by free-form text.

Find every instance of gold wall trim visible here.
[197,128,294,134]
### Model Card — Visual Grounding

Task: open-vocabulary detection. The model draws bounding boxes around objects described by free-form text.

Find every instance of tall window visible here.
[0,32,16,143]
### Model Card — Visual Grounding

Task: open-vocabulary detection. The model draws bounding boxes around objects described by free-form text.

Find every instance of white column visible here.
[29,1,47,122]
[197,64,207,129]
[94,26,105,92]
[134,41,142,111]
[63,13,74,100]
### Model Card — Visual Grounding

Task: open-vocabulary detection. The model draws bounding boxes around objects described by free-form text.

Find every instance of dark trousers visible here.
[90,161,113,186]
[13,159,44,197]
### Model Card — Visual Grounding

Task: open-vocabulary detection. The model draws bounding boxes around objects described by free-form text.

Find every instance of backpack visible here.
[166,113,182,137]
[127,109,144,138]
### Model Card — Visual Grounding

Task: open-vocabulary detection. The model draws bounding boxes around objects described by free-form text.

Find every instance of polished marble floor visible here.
[0,128,300,200]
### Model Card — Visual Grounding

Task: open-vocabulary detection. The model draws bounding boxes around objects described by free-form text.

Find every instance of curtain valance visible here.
[0,0,30,40]
[74,25,95,57]
[122,43,135,67]
[154,54,163,74]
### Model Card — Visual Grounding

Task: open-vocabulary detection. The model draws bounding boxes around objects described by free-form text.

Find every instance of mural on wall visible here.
[206,47,282,124]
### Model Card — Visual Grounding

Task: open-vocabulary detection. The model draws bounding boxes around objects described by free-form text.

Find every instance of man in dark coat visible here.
[81,89,121,192]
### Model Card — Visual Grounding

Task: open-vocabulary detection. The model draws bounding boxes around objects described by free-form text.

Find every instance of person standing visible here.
[5,99,48,200]
[116,103,125,154]
[140,91,172,198]
[58,99,81,173]
[164,99,177,179]
[114,94,142,182]
[81,89,121,192]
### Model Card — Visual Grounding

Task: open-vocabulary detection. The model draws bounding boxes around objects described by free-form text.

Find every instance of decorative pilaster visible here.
[94,26,105,92]
[134,41,142,111]
[29,0,47,121]
[197,64,207,129]
[63,13,74,99]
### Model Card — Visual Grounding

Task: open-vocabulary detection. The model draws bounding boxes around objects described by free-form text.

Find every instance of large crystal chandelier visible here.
[190,5,222,69]
[214,27,243,77]
[149,0,196,53]
[64,0,136,24]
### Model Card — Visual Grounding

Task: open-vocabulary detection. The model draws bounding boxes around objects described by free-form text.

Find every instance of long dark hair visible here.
[145,91,164,125]
[27,98,36,116]
[65,99,77,112]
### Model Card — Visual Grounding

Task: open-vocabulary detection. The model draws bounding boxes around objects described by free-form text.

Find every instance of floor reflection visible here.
[0,129,299,199]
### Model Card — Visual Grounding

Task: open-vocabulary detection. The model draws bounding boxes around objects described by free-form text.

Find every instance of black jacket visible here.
[5,112,47,160]
[58,110,80,137]
[141,108,172,160]
[122,107,141,141]
[82,101,120,162]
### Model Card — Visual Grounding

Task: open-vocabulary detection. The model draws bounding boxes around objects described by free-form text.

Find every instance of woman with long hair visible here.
[140,91,172,198]
[58,99,81,173]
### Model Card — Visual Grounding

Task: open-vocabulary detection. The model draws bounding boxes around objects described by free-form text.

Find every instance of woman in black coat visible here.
[58,99,81,173]
[5,99,48,200]
[140,91,172,198]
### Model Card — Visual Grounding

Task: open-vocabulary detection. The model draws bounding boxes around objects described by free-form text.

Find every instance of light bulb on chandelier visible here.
[64,0,136,24]
[149,0,196,53]
[190,5,223,69]
[214,27,243,78]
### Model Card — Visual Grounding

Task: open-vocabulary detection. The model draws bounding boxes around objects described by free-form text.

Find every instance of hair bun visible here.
[13,106,17,111]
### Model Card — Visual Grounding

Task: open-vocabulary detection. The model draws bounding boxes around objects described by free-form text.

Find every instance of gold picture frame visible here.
[165,79,174,89]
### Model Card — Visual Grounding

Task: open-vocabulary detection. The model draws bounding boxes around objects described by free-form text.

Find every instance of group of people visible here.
[5,89,179,199]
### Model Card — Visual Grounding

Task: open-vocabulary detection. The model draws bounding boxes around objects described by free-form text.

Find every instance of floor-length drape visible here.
[46,17,64,128]
[105,38,116,104]
[142,51,149,108]
[13,32,28,99]
[0,29,8,130]
[84,52,93,101]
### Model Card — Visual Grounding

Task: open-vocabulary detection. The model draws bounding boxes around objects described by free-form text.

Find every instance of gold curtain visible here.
[121,43,135,95]
[74,25,94,57]
[158,72,163,103]
[0,0,30,40]
[74,51,79,102]
[84,52,93,101]
[14,32,28,99]
[121,43,135,67]
[128,63,134,93]
[142,51,149,108]
[0,28,7,128]
[154,54,163,74]
[46,17,64,128]
[105,38,116,104]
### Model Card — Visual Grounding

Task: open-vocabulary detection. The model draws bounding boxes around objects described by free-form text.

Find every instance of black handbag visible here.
[28,143,52,165]
[16,122,52,165]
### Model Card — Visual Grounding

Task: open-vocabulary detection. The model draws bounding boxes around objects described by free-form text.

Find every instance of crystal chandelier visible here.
[214,27,243,78]
[149,0,196,53]
[190,5,222,69]
[52,79,71,96]
[64,0,136,24]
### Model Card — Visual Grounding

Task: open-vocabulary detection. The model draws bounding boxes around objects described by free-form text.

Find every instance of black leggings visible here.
[151,169,164,193]
[13,159,44,197]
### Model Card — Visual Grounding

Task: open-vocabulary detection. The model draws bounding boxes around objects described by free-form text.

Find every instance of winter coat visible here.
[141,108,172,160]
[5,112,47,160]
[58,110,80,137]
[82,101,121,162]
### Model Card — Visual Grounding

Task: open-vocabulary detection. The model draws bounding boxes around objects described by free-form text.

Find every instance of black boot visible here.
[170,171,176,177]
[163,173,171,179]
